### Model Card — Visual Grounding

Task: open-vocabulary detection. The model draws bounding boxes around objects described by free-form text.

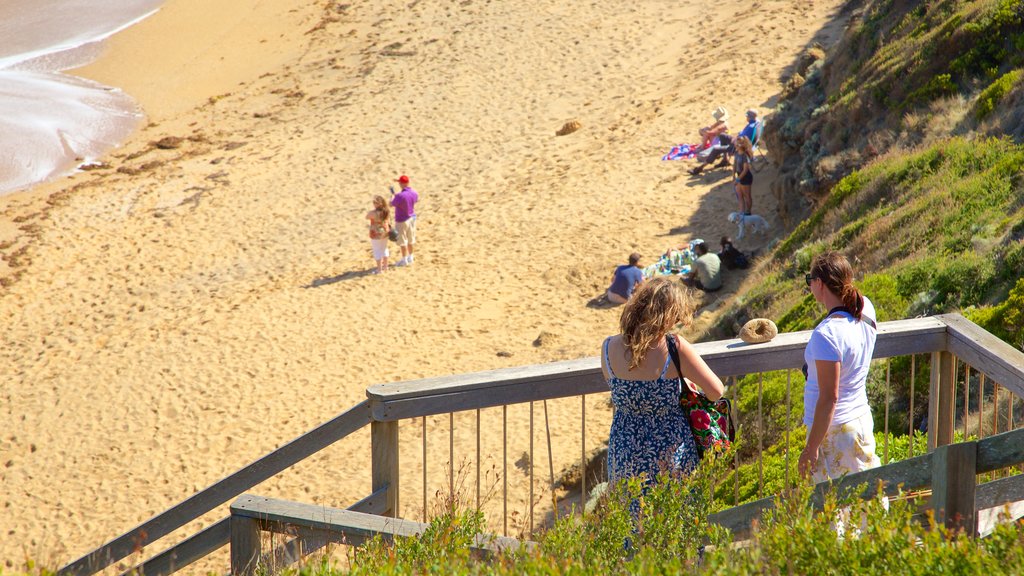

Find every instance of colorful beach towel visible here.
[662,143,701,161]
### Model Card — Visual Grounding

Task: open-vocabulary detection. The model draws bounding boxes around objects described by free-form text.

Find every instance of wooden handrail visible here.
[117,518,230,576]
[229,495,530,575]
[939,314,1024,398]
[710,427,1024,537]
[59,401,373,576]
[367,317,949,421]
[59,314,1024,574]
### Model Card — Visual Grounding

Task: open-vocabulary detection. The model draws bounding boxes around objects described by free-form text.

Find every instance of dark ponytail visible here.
[811,251,863,321]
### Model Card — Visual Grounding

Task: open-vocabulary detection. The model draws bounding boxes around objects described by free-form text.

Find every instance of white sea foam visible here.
[0,0,164,195]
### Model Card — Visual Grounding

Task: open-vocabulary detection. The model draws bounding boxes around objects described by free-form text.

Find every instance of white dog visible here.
[728,212,771,240]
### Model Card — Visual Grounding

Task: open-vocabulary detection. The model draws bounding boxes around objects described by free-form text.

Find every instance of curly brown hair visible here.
[373,195,390,222]
[618,277,695,370]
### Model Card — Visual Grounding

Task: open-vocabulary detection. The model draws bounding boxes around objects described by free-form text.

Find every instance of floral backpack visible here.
[666,335,736,458]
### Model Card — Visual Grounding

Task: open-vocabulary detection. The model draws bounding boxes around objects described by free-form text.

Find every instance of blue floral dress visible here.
[605,338,700,484]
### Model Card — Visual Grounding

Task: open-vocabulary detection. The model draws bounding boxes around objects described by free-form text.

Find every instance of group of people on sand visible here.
[606,237,749,303]
[365,175,419,274]
[689,107,759,215]
[603,251,880,497]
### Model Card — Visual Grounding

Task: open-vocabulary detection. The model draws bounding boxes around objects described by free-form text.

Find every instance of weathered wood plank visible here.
[59,401,373,576]
[931,442,977,535]
[371,421,399,516]
[232,494,531,557]
[232,494,428,542]
[368,318,949,421]
[117,517,230,576]
[976,473,1024,511]
[711,452,935,536]
[940,314,1024,399]
[230,516,261,576]
[810,451,934,507]
[349,485,392,516]
[976,428,1024,473]
[930,351,956,449]
[708,496,775,536]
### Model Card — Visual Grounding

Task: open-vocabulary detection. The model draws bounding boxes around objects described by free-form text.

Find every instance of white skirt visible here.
[370,238,389,260]
[811,411,881,483]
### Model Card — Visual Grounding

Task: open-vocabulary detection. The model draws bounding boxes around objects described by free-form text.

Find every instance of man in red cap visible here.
[390,175,419,266]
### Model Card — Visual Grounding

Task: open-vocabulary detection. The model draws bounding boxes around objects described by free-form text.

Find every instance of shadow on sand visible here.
[304,269,375,288]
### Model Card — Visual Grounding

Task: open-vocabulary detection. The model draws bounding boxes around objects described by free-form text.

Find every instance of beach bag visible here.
[388,224,398,242]
[666,335,735,459]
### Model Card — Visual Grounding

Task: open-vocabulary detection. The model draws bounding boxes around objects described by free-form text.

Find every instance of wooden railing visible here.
[58,314,1024,575]
[710,426,1024,537]
[228,494,529,576]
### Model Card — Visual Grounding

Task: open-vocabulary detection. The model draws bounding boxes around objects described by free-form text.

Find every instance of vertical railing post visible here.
[230,515,261,576]
[371,420,400,517]
[930,441,977,537]
[929,351,956,450]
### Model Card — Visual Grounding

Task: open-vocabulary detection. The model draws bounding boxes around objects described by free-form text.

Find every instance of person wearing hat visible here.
[737,109,759,143]
[698,107,730,149]
[390,175,419,266]
[689,108,759,177]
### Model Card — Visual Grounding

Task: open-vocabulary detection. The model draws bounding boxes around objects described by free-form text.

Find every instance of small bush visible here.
[975,68,1023,120]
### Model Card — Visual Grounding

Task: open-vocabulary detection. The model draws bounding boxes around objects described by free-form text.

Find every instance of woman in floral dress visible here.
[603,277,724,484]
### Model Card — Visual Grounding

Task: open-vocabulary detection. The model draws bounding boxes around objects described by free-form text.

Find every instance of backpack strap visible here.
[826,304,876,329]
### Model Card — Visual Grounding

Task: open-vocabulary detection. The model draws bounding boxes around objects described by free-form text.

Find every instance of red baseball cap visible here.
[395,175,410,184]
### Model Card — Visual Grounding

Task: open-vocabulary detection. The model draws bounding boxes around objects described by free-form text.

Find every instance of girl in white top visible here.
[798,251,881,482]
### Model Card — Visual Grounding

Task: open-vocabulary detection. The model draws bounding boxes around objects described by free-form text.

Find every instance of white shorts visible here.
[370,238,389,261]
[812,411,881,483]
[395,217,416,246]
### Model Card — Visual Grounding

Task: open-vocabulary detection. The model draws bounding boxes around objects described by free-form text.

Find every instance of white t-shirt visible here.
[803,296,877,427]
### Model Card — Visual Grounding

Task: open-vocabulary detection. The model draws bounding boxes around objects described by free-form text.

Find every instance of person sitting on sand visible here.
[607,252,645,304]
[699,107,730,148]
[681,242,722,292]
[718,236,749,270]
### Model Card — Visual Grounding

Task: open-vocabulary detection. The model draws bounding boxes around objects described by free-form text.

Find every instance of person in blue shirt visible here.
[607,252,645,304]
[737,109,758,142]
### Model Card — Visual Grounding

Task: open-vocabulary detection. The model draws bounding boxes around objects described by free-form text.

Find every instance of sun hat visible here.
[395,175,410,184]
[746,109,758,118]
[712,106,729,121]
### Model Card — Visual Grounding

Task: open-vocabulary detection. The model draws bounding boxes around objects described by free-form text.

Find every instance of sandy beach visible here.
[0,0,849,570]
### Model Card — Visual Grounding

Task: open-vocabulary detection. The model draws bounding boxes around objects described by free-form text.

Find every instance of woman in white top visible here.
[798,251,880,482]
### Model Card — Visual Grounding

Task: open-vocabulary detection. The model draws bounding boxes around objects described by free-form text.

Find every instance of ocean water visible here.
[0,0,164,195]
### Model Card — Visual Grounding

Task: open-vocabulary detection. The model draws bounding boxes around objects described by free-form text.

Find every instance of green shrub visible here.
[967,277,1024,350]
[930,251,997,309]
[329,453,1024,575]
[976,68,1023,119]
[906,73,957,104]
[859,273,909,321]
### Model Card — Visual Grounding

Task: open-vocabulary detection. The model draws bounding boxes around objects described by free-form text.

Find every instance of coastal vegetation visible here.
[8,0,1024,574]
[279,464,1024,576]
[306,0,1024,571]
[264,1,1024,572]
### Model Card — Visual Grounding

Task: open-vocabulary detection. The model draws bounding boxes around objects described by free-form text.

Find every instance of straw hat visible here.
[739,318,778,344]
[712,106,729,121]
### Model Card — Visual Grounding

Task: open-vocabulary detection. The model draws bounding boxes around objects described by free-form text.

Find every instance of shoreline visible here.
[0,0,851,568]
